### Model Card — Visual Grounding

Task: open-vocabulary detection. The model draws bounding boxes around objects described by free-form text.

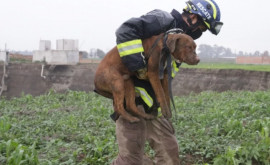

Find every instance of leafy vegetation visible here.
[9,58,32,63]
[0,90,269,165]
[174,90,270,165]
[182,62,270,72]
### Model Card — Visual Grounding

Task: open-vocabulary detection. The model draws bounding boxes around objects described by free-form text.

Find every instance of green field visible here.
[0,90,270,165]
[181,62,270,72]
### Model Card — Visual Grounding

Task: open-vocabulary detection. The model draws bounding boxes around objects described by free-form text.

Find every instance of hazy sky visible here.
[0,0,270,54]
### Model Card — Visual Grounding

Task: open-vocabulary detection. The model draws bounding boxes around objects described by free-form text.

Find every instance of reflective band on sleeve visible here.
[135,87,153,108]
[118,44,142,53]
[117,39,142,49]
[119,47,144,57]
[117,39,144,57]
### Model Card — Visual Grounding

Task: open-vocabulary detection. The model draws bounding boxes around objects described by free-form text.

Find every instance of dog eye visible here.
[185,46,192,50]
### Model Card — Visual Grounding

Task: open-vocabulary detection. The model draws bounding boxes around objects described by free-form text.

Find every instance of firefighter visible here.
[111,0,223,164]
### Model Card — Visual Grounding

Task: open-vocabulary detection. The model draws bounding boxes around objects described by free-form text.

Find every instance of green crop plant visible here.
[0,90,269,164]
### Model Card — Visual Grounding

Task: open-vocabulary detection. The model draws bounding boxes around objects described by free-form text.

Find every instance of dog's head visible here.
[166,33,200,65]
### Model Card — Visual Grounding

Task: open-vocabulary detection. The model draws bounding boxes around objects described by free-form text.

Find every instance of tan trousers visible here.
[111,114,180,165]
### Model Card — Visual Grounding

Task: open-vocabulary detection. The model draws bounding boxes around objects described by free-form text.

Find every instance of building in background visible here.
[39,40,51,51]
[0,51,9,64]
[56,39,78,51]
[33,39,79,65]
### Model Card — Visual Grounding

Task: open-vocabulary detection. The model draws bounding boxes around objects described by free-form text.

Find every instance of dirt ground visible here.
[0,63,269,98]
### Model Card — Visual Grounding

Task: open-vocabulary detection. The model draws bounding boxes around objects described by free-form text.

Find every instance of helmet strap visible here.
[187,16,201,30]
[185,15,203,40]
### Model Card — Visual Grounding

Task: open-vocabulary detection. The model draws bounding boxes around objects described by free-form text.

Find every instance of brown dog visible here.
[94,33,199,122]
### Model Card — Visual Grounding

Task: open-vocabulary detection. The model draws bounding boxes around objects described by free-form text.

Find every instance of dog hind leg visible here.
[148,72,172,119]
[124,79,155,120]
[112,78,140,123]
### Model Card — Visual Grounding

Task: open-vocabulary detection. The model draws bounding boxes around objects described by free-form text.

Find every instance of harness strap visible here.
[147,33,164,59]
[162,28,184,116]
[162,33,176,113]
[147,28,183,118]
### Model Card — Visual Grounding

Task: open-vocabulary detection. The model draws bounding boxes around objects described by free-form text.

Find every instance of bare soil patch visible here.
[0,63,269,98]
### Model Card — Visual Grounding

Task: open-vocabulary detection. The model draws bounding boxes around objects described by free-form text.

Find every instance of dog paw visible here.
[161,107,172,119]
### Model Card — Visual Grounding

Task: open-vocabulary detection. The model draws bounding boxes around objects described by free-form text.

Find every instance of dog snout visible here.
[191,53,200,65]
[195,56,200,64]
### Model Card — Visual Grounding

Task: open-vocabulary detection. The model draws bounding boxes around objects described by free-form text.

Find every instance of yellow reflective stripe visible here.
[118,44,142,53]
[187,3,192,10]
[172,72,175,78]
[117,39,142,49]
[205,0,217,19]
[172,60,179,78]
[157,107,162,117]
[135,87,153,107]
[174,62,179,72]
[204,21,210,29]
[119,47,144,57]
[117,40,144,57]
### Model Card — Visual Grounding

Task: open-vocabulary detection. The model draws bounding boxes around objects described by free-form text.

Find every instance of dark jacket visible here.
[116,9,175,43]
[111,9,197,121]
[116,9,201,44]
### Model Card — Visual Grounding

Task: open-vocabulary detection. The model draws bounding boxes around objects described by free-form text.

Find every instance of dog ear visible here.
[166,34,181,54]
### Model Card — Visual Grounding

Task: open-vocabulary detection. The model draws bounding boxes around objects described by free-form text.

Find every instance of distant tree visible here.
[225,48,234,57]
[197,44,268,58]
[198,44,213,58]
[262,51,269,57]
[89,48,106,59]
[253,51,260,56]
[216,45,226,57]
[96,49,106,59]
[79,51,89,58]
[238,51,244,56]
[198,44,234,58]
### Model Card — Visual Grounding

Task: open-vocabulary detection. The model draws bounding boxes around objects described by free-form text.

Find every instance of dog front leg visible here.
[148,71,171,119]
[124,79,155,120]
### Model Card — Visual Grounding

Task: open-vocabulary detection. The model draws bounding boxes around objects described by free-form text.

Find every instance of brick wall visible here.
[236,56,270,64]
[263,56,270,64]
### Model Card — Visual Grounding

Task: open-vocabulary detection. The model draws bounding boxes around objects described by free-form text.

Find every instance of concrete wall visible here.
[32,51,46,62]
[0,51,8,63]
[33,50,79,65]
[45,50,79,65]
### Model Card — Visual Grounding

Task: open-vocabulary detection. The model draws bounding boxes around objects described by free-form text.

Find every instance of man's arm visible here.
[115,10,175,72]
[116,9,175,43]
